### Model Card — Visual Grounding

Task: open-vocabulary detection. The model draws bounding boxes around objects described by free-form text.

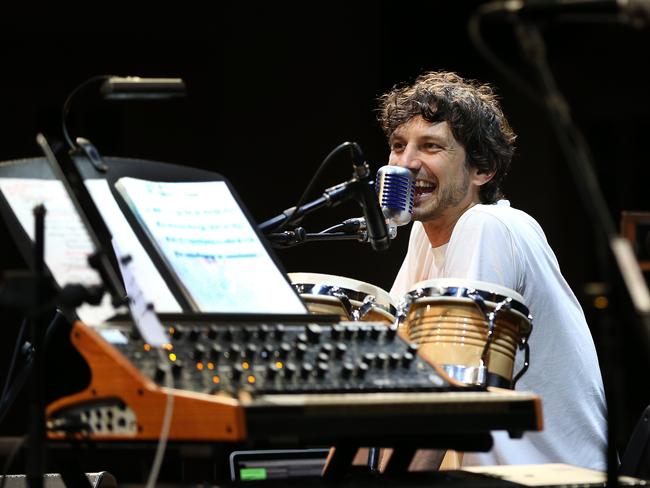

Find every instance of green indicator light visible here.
[240,468,267,481]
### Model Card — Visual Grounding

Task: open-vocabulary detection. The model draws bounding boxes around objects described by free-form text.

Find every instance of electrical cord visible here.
[0,319,28,404]
[468,2,545,110]
[275,141,360,233]
[144,347,174,488]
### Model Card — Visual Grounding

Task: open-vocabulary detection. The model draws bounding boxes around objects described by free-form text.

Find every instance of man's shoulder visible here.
[464,201,537,227]
[457,201,547,247]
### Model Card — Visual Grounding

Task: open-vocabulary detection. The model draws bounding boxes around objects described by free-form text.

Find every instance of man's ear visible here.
[472,166,495,187]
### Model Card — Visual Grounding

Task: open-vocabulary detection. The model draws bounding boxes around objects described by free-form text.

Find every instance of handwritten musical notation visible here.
[115,178,306,314]
[0,178,116,325]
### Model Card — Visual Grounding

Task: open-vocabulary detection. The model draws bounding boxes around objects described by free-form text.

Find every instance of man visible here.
[380,71,608,470]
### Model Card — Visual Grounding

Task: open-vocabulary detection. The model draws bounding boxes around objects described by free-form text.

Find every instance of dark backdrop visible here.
[0,2,648,457]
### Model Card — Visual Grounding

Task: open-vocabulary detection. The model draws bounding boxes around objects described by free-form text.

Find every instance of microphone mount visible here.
[259,175,374,234]
[265,219,397,248]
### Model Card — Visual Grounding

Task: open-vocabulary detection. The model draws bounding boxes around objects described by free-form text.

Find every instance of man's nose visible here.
[390,146,421,171]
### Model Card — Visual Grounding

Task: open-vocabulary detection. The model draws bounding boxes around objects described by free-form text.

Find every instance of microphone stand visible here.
[266,227,367,247]
[26,204,46,488]
[511,19,650,488]
[0,205,103,488]
[259,177,373,234]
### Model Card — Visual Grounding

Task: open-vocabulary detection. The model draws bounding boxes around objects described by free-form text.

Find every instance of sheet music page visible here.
[84,179,181,313]
[114,177,307,314]
[0,178,118,325]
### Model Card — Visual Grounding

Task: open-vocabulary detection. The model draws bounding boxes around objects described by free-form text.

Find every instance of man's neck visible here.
[422,200,479,248]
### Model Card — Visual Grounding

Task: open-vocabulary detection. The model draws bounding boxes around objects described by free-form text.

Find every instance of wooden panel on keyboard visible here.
[46,321,247,442]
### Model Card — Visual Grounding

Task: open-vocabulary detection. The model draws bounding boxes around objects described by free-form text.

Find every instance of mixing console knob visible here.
[210,344,222,361]
[295,343,307,359]
[357,327,368,340]
[207,325,219,340]
[376,352,389,368]
[245,344,258,359]
[306,324,322,343]
[284,363,297,379]
[363,353,376,366]
[341,362,354,379]
[316,362,329,378]
[356,362,369,379]
[407,343,419,354]
[171,361,183,378]
[335,343,347,358]
[231,364,244,381]
[228,344,242,360]
[154,364,166,383]
[189,328,201,341]
[242,327,252,341]
[300,363,314,379]
[193,344,206,360]
[344,326,357,340]
[273,325,285,340]
[262,344,274,358]
[266,363,280,380]
[331,324,344,340]
[402,352,415,368]
[278,343,291,359]
[296,333,308,344]
[170,325,185,339]
[258,324,270,340]
[223,326,235,341]
[371,325,383,340]
[320,343,333,356]
[389,352,401,368]
[317,352,329,363]
[385,327,397,341]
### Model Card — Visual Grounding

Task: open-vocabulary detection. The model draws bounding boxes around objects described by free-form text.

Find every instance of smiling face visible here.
[388,116,484,224]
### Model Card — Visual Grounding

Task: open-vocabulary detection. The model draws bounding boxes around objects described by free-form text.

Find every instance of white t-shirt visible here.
[391,201,608,470]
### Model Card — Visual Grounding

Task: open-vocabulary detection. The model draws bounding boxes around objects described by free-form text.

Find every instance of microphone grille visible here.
[376,166,415,226]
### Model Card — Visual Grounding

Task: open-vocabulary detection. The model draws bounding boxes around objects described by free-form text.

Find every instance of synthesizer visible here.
[46,315,541,447]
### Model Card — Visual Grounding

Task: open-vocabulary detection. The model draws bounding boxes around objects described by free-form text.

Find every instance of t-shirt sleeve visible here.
[443,209,523,291]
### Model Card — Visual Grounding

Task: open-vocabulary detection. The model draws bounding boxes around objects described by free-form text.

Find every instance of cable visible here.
[318,223,347,234]
[144,348,174,488]
[0,312,64,428]
[468,2,545,110]
[275,141,359,233]
[61,75,113,150]
[0,318,28,403]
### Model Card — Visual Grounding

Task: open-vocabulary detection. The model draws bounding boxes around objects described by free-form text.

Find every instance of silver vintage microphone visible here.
[376,165,415,227]
[344,165,415,240]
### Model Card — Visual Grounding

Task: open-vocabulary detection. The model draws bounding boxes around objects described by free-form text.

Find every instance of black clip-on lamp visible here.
[61,75,187,172]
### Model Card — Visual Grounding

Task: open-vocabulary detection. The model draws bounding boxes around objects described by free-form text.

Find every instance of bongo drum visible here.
[288,272,396,323]
[398,278,533,388]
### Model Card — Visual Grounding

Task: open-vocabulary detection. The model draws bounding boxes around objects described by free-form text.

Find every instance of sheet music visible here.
[115,177,307,314]
[112,238,169,347]
[0,178,117,325]
[84,179,181,313]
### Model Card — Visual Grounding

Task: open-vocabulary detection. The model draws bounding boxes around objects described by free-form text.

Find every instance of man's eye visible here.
[391,142,404,151]
[423,142,441,150]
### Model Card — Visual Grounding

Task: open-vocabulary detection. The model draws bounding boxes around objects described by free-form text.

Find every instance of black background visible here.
[0,2,649,459]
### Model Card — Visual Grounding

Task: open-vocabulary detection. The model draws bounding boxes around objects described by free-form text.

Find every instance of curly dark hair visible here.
[377,71,516,204]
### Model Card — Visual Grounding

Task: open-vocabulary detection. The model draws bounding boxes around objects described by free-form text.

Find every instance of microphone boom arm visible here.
[259,177,371,234]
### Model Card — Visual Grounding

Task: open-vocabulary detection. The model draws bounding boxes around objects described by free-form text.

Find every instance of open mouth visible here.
[414,179,437,199]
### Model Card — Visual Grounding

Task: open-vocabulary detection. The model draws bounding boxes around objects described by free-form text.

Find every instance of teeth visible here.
[415,180,435,189]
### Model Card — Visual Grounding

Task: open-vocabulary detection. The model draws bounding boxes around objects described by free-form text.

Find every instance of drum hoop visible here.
[294,283,397,317]
[405,285,530,322]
